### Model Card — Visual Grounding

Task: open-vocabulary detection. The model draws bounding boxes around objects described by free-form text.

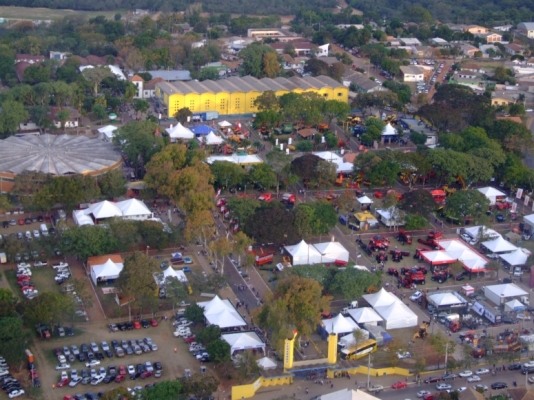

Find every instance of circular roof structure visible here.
[0,134,122,176]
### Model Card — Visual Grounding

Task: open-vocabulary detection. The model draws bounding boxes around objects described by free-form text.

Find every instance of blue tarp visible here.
[191,125,214,136]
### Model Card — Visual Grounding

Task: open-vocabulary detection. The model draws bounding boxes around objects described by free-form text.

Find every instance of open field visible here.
[0,6,119,21]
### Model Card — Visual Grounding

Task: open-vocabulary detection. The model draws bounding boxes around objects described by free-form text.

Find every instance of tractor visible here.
[413,321,430,340]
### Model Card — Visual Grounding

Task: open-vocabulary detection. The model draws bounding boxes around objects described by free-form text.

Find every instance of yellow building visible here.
[156,75,349,118]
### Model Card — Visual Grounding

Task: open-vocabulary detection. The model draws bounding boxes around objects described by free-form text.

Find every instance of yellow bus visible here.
[340,339,377,360]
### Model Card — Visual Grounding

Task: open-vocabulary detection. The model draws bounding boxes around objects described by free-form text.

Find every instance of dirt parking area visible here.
[33,320,212,400]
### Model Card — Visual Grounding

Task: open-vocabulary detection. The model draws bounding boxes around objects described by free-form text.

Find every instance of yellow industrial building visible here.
[155,75,349,118]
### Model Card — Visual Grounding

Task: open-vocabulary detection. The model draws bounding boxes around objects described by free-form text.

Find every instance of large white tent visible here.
[90,258,124,285]
[463,225,501,241]
[284,240,323,266]
[98,125,118,141]
[357,195,373,205]
[319,388,381,400]
[338,327,370,348]
[198,131,224,145]
[256,356,277,370]
[420,250,456,266]
[218,120,232,128]
[222,331,265,355]
[313,241,349,264]
[166,122,194,141]
[381,123,397,136]
[437,239,488,272]
[505,299,526,312]
[428,291,467,308]
[499,248,531,266]
[197,296,246,328]
[374,301,418,329]
[484,283,528,306]
[88,200,122,219]
[362,288,396,308]
[481,236,518,254]
[322,314,358,334]
[346,307,383,326]
[162,266,187,283]
[477,186,506,205]
[116,199,152,220]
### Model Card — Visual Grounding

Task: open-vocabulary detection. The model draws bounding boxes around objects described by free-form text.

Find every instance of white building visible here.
[400,65,424,82]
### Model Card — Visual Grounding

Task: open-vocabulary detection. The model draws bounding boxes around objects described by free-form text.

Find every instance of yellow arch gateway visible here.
[156,75,349,118]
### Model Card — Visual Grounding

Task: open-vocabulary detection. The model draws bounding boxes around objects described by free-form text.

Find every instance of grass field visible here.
[0,6,120,21]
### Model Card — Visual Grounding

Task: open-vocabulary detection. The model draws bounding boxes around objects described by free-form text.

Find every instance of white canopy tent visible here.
[198,131,224,145]
[484,283,528,306]
[162,266,187,283]
[313,241,349,264]
[346,307,383,326]
[338,327,370,349]
[463,225,501,241]
[218,120,232,128]
[499,248,531,266]
[428,291,467,308]
[319,388,381,400]
[362,288,396,308]
[256,356,277,370]
[222,331,265,355]
[481,236,518,254]
[284,240,323,266]
[197,296,246,328]
[90,258,124,285]
[477,186,506,205]
[98,125,118,141]
[374,301,418,329]
[524,214,534,233]
[505,299,526,313]
[322,314,358,334]
[88,200,122,219]
[381,123,397,136]
[357,195,373,205]
[116,199,152,220]
[166,122,194,141]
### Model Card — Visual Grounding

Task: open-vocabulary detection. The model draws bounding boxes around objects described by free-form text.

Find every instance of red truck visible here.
[255,253,274,266]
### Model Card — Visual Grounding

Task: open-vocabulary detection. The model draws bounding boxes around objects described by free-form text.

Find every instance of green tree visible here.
[185,303,207,324]
[330,269,381,299]
[132,99,150,120]
[23,291,75,326]
[109,220,140,251]
[226,197,260,226]
[322,100,350,124]
[248,163,277,189]
[444,190,490,224]
[196,325,221,346]
[236,350,261,381]
[0,289,17,318]
[210,161,246,189]
[262,51,281,78]
[399,190,436,216]
[140,380,183,400]
[83,66,114,96]
[175,107,193,124]
[240,42,279,78]
[0,100,29,137]
[244,204,299,244]
[97,169,127,198]
[116,252,159,312]
[253,91,280,112]
[404,214,428,230]
[0,317,29,365]
[60,225,118,259]
[180,373,219,399]
[138,220,170,250]
[113,121,163,177]
[206,339,231,363]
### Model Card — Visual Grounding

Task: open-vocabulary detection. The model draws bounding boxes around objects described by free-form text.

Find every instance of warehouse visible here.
[155,75,349,118]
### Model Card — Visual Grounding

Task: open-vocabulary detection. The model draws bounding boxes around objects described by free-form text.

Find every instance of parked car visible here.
[458,370,472,378]
[475,368,490,375]
[410,291,423,302]
[467,375,481,383]
[391,381,408,389]
[436,383,452,391]
[491,382,508,389]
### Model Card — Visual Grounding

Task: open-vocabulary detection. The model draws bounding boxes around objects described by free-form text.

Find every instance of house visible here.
[465,25,489,34]
[504,43,525,56]
[480,32,502,43]
[130,74,144,98]
[48,107,81,129]
[144,70,191,82]
[15,54,45,64]
[143,78,164,99]
[49,51,69,61]
[517,22,534,39]
[247,28,301,42]
[400,65,424,82]
[399,38,422,46]
[491,91,520,106]
[343,71,385,93]
[270,40,318,56]
[459,43,480,57]
[431,37,449,46]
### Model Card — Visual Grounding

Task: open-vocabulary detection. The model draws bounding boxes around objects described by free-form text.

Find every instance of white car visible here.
[33,230,40,238]
[397,351,412,359]
[436,383,452,391]
[410,291,423,302]
[417,390,431,398]
[68,377,82,387]
[448,387,467,393]
[90,376,104,385]
[476,368,490,375]
[528,376,534,384]
[459,370,473,377]
[55,363,71,370]
[467,375,481,382]
[127,365,136,375]
[85,360,100,367]
[8,389,25,399]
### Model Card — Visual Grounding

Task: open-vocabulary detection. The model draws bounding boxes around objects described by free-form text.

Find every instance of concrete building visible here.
[517,22,534,39]
[400,65,425,82]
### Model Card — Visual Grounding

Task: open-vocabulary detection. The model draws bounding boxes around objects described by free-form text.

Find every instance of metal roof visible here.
[156,75,343,96]
[0,134,121,176]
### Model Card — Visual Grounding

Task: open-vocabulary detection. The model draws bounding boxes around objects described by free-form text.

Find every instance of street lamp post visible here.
[366,353,371,390]
[146,245,150,256]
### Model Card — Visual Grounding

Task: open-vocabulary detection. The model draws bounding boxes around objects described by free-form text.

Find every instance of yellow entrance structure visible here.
[156,75,349,118]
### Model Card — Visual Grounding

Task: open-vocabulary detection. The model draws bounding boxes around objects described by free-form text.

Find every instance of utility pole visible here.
[366,353,371,389]
[444,342,449,371]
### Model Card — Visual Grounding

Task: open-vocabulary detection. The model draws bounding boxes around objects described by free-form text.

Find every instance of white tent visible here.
[428,291,467,307]
[346,307,383,325]
[166,122,194,141]
[357,195,373,205]
[322,314,359,334]
[97,125,118,141]
[87,200,122,219]
[463,225,501,241]
[218,120,232,128]
[256,356,277,370]
[162,266,187,283]
[477,186,506,205]
[284,240,323,266]
[524,214,534,232]
[116,199,152,220]
[319,388,381,400]
[374,301,418,329]
[499,248,531,266]
[505,299,526,313]
[197,296,246,328]
[91,258,124,285]
[381,123,397,136]
[363,288,396,308]
[484,283,528,305]
[481,236,518,254]
[222,331,265,355]
[198,131,224,145]
[313,241,349,264]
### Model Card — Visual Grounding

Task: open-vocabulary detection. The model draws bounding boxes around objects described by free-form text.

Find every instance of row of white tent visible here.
[284,240,349,266]
[73,199,153,226]
[165,122,224,145]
